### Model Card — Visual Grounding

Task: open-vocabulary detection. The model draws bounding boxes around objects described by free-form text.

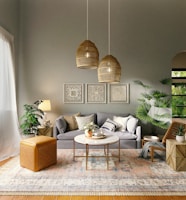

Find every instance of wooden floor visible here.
[0,196,185,200]
[0,159,185,200]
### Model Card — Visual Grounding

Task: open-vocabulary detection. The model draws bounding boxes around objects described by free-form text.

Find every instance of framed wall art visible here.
[63,83,84,103]
[86,83,106,103]
[108,83,129,103]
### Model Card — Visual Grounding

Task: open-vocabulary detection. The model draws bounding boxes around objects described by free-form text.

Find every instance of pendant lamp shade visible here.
[98,0,121,83]
[98,55,121,83]
[76,0,99,69]
[76,40,99,69]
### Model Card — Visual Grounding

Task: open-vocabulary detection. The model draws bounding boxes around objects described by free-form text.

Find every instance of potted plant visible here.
[174,124,185,143]
[84,122,99,137]
[20,100,44,137]
[134,79,171,130]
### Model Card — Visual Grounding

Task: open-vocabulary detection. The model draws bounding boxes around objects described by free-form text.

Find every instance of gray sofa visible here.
[53,112,141,149]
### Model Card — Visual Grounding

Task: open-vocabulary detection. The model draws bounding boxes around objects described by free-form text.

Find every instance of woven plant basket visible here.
[76,40,99,69]
[98,55,121,83]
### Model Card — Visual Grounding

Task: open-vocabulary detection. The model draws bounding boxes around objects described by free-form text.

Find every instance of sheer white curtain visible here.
[0,26,20,161]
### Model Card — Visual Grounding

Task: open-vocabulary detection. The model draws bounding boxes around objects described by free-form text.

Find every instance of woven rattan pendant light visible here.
[76,0,99,69]
[98,0,121,83]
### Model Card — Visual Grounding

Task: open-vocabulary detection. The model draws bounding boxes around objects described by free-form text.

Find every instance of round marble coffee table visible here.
[73,134,120,170]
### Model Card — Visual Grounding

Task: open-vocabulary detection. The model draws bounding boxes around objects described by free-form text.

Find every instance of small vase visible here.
[176,135,185,143]
[85,129,92,137]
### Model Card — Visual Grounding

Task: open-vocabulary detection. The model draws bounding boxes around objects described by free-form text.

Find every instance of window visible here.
[0,26,20,161]
[172,70,186,118]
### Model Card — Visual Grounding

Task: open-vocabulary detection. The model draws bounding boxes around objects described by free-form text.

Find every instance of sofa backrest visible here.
[96,112,129,127]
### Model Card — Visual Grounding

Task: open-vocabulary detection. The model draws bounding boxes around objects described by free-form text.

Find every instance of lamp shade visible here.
[76,40,99,69]
[98,55,121,83]
[38,100,51,111]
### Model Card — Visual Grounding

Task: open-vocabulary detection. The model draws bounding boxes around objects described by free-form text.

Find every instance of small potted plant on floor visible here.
[174,124,185,143]
[20,100,44,138]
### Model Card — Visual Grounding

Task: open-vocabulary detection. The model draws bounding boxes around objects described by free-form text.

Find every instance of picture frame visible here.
[86,83,106,103]
[63,83,84,103]
[108,83,129,103]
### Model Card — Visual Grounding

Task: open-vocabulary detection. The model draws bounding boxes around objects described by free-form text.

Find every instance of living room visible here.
[0,0,186,199]
[1,0,183,120]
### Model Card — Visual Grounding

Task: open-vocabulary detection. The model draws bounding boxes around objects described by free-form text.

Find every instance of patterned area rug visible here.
[0,149,186,196]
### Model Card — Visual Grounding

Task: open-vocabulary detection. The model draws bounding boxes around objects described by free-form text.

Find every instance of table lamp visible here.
[38,100,51,127]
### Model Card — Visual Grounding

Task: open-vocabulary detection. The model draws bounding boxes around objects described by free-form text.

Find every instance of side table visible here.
[166,139,186,171]
[37,126,53,137]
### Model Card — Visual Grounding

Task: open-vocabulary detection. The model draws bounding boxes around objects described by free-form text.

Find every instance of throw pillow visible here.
[113,116,129,131]
[75,114,95,130]
[127,116,138,134]
[56,116,67,134]
[101,118,118,131]
[97,112,116,127]
[63,112,80,131]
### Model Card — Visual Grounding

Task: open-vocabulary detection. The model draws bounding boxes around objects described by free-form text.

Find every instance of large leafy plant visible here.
[20,100,44,135]
[134,79,171,129]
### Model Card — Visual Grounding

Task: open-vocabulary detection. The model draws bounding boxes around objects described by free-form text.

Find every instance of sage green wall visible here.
[0,0,183,131]
[0,0,19,86]
[0,0,18,33]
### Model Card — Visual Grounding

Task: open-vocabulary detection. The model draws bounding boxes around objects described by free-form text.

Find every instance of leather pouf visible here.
[20,136,57,172]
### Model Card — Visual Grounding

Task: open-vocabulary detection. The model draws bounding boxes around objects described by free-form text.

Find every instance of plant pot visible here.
[176,135,185,143]
[85,130,92,137]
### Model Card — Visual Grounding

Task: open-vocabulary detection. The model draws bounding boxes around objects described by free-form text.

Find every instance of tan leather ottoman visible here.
[20,136,57,172]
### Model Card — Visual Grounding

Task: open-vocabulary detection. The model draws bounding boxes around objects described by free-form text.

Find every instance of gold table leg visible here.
[107,144,109,170]
[86,144,89,170]
[74,137,121,170]
[118,139,120,161]
[73,140,75,161]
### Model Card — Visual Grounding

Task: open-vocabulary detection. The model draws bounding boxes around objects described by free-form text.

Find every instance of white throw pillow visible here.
[75,114,94,130]
[113,116,129,131]
[127,116,138,134]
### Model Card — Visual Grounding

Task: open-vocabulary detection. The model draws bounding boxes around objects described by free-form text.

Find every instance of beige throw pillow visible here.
[63,112,80,131]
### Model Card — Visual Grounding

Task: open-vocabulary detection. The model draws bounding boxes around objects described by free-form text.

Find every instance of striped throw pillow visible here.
[101,118,118,131]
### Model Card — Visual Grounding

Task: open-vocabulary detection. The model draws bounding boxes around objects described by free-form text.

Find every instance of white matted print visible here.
[108,83,129,103]
[63,83,84,103]
[86,83,106,103]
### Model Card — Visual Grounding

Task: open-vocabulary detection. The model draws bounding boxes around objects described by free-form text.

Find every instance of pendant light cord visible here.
[87,0,89,40]
[108,0,110,55]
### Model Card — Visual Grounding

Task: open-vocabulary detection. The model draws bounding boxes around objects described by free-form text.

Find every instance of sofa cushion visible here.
[63,112,80,131]
[113,116,130,131]
[75,114,95,130]
[114,131,138,140]
[57,130,84,140]
[56,116,67,134]
[127,116,138,134]
[101,129,138,140]
[101,118,118,131]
